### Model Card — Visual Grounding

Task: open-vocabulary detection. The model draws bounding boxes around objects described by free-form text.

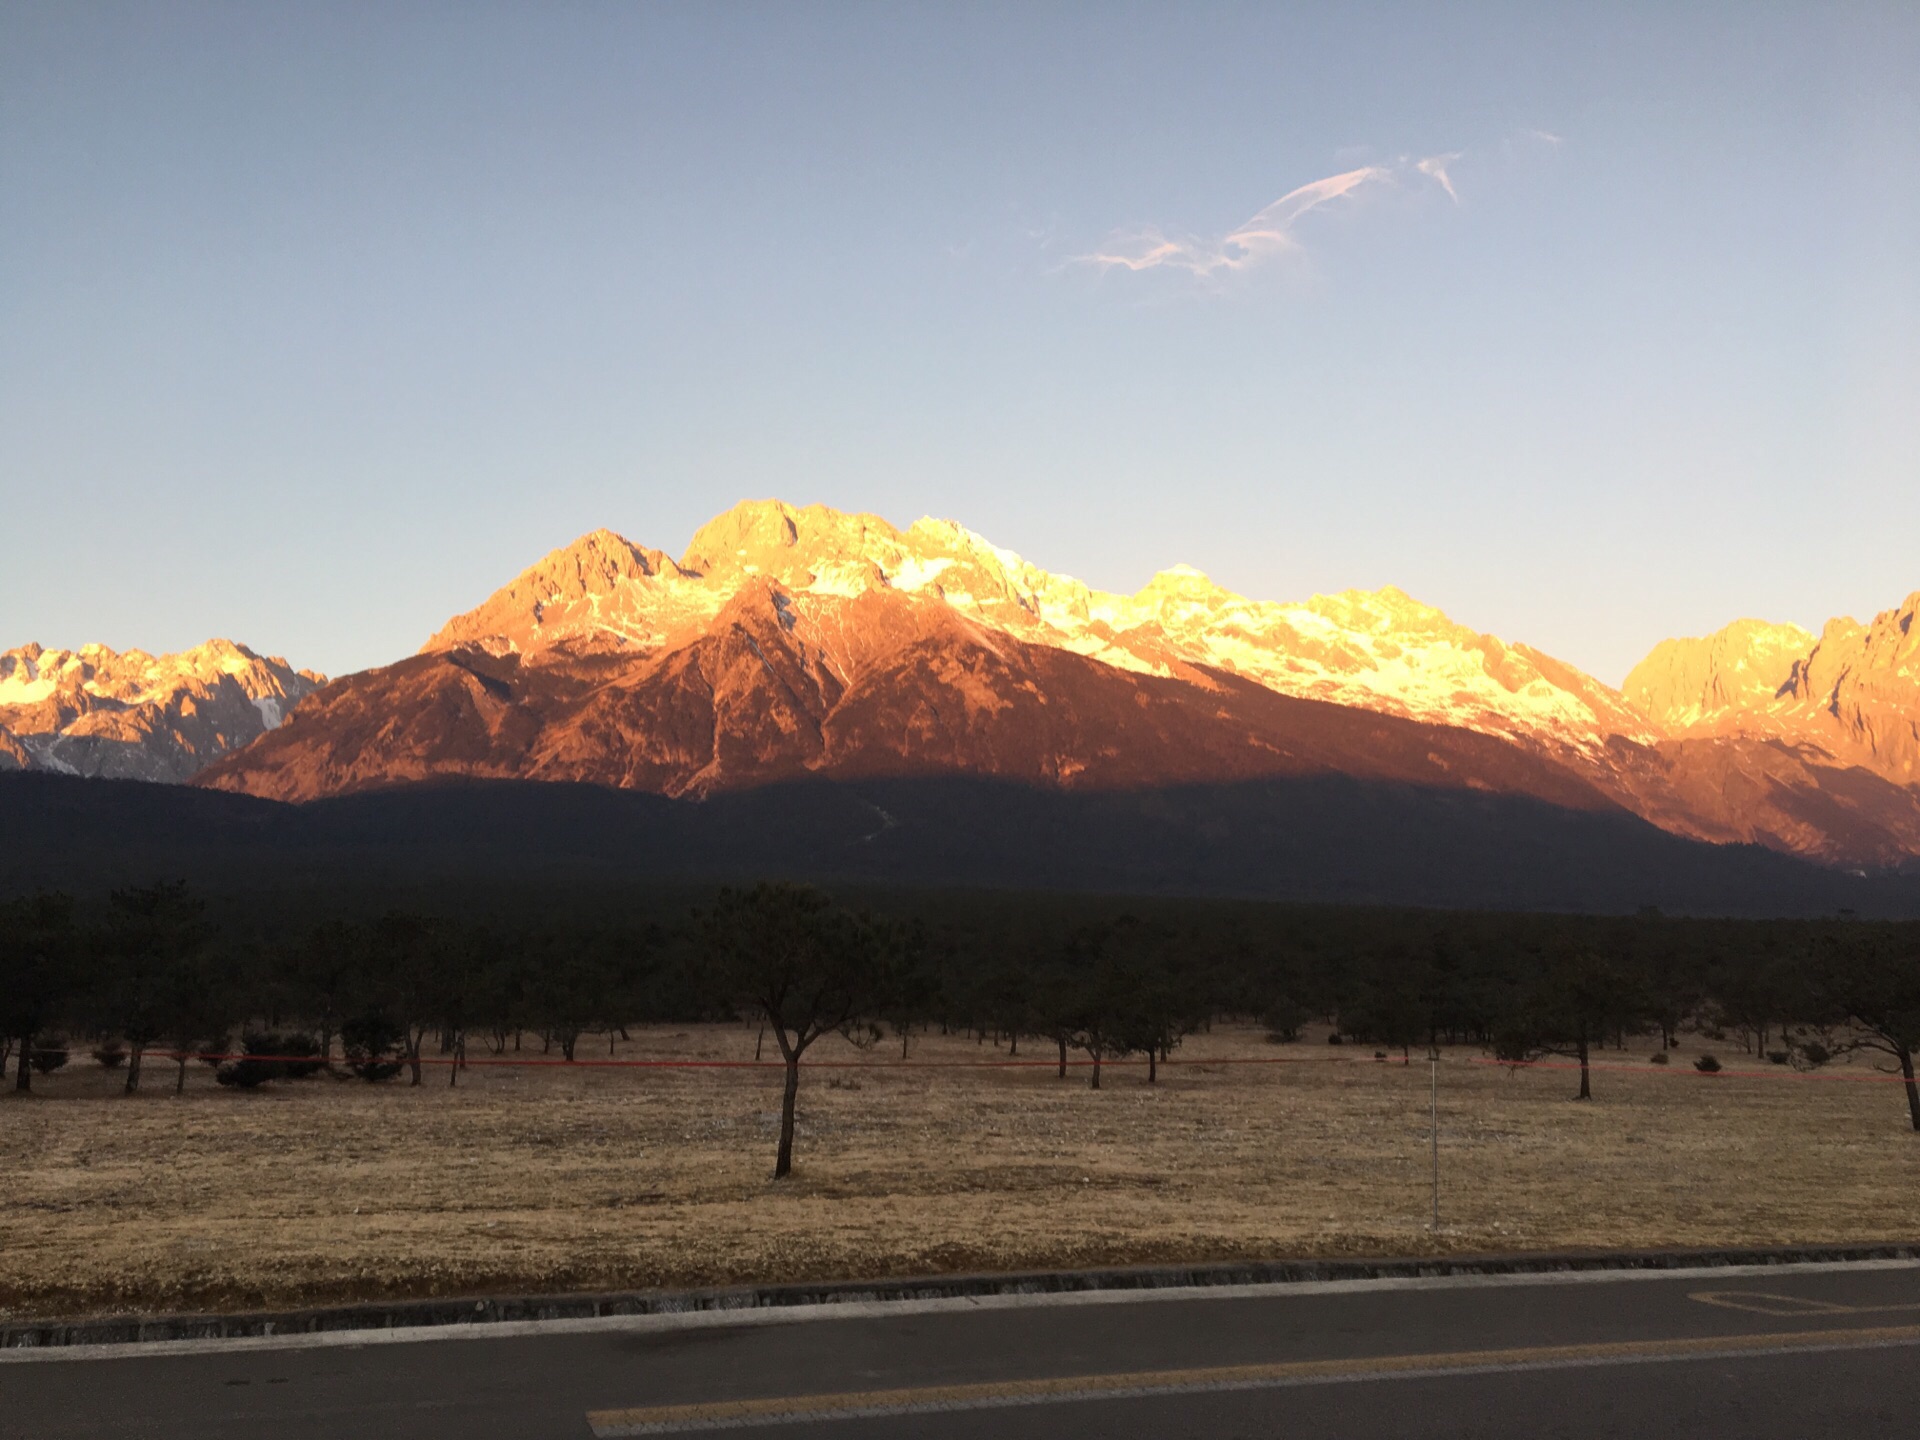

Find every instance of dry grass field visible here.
[5,1023,1920,1322]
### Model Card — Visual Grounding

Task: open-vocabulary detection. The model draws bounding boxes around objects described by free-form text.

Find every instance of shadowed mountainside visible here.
[8,771,1918,917]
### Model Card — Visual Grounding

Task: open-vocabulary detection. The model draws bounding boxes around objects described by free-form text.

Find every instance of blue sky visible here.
[3,3,1916,684]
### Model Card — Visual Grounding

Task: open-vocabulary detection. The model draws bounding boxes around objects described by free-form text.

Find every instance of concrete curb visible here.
[6,1241,1918,1350]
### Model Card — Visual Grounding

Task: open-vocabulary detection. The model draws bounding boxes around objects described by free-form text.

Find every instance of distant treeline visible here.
[6,881,1920,1171]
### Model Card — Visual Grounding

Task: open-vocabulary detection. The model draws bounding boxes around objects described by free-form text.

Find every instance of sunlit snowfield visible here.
[4,1023,1918,1320]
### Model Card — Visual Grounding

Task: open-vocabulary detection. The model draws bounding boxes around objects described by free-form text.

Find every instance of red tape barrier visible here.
[110,1048,1917,1084]
[144,1050,1357,1070]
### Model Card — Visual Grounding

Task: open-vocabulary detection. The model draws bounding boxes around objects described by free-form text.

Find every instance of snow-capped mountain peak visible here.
[418,500,1658,755]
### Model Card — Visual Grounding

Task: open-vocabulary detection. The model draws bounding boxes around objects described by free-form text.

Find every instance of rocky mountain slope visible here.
[194,500,1920,871]
[0,640,324,783]
[1623,620,1817,733]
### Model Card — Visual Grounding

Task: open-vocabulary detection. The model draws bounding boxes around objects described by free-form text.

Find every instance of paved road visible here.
[6,1261,1920,1439]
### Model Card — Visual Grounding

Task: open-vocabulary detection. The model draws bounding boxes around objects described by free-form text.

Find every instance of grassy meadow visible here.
[5,1022,1919,1321]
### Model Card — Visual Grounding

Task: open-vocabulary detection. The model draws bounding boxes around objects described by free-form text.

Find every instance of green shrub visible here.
[340,1014,405,1082]
[215,1031,324,1089]
[1261,997,1307,1043]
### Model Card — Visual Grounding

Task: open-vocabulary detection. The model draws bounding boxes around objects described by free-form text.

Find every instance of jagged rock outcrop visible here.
[0,640,324,783]
[422,529,702,657]
[1778,596,1920,785]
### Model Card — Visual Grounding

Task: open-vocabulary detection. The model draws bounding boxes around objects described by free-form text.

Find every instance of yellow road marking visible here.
[1689,1289,1920,1318]
[586,1321,1920,1435]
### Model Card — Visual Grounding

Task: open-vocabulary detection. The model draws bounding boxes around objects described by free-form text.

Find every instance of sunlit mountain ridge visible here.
[422,500,1657,755]
[187,499,1920,870]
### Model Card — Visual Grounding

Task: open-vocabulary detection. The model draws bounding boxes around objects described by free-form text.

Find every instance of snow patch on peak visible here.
[889,555,955,592]
[0,671,55,705]
[1139,565,1222,597]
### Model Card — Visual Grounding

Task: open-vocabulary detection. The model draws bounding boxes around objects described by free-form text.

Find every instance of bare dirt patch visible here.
[4,1025,1918,1321]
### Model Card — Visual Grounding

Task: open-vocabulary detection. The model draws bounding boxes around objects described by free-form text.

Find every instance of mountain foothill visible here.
[7,499,1920,907]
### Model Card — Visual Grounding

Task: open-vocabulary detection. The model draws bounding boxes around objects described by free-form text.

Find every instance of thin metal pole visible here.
[1429,1050,1440,1232]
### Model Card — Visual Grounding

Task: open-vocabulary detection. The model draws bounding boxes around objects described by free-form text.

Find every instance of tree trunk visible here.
[900,1028,909,1061]
[408,1028,424,1085]
[1147,1048,1157,1084]
[561,1032,577,1063]
[1576,1032,1592,1101]
[1090,1051,1102,1091]
[1009,1033,1017,1057]
[1900,1045,1920,1133]
[755,1022,765,1062]
[1056,1036,1067,1079]
[775,1054,801,1179]
[125,1046,143,1094]
[449,1034,463,1087]
[175,1052,189,1094]
[14,1035,31,1094]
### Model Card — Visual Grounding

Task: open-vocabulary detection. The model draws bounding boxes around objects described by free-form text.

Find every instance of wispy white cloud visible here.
[1075,153,1464,280]
[1416,152,1462,204]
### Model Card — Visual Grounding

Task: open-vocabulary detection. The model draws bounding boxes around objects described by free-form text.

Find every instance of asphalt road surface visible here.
[6,1261,1920,1439]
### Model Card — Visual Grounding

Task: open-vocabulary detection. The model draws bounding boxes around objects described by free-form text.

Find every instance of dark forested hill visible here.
[5,770,1917,917]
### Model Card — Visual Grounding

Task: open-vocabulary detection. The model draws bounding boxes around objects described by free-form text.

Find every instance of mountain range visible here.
[0,640,323,784]
[7,499,1919,904]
